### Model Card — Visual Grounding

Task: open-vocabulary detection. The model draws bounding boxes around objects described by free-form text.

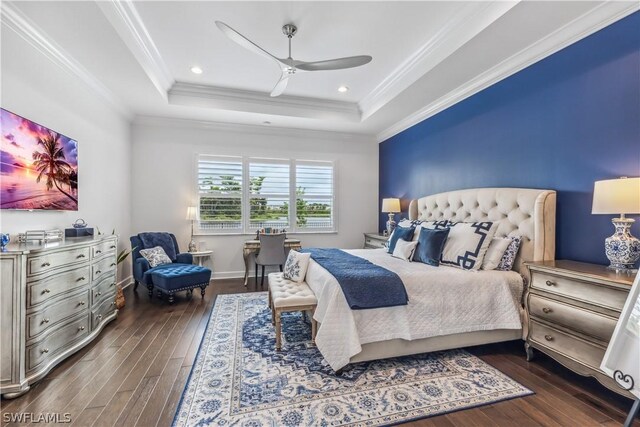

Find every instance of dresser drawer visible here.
[27,290,90,340]
[28,267,91,308]
[26,315,89,371]
[528,294,617,342]
[364,237,387,249]
[28,247,90,277]
[92,295,117,329]
[92,240,117,259]
[92,256,116,281]
[530,271,628,311]
[529,320,606,371]
[91,275,117,305]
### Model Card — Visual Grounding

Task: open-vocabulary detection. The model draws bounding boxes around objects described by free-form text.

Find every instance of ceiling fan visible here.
[215,21,373,97]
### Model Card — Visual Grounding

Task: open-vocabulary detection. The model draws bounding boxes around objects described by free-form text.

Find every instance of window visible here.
[196,156,335,234]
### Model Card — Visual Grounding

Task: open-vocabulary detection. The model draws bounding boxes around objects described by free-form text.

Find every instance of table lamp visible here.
[186,206,198,252]
[592,177,640,270]
[382,198,401,236]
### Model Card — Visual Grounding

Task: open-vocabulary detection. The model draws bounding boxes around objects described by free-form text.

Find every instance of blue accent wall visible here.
[379,12,640,266]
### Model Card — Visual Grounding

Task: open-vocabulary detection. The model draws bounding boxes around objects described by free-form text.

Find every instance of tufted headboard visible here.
[408,188,556,277]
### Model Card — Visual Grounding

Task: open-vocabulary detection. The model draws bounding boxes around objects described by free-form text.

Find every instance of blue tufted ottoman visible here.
[145,263,212,303]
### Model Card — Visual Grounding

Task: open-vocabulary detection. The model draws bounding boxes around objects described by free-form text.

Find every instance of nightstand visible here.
[525,260,634,397]
[363,232,387,249]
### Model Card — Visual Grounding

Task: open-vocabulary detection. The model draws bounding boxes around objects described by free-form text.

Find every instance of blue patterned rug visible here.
[173,293,532,426]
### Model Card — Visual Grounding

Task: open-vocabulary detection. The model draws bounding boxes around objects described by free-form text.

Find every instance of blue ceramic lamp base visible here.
[604,217,640,271]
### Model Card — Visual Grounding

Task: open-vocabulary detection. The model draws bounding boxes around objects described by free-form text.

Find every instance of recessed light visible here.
[338,85,349,93]
[190,66,203,74]
[263,121,271,125]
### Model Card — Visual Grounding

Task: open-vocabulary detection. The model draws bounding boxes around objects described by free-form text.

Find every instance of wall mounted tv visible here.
[1,108,78,211]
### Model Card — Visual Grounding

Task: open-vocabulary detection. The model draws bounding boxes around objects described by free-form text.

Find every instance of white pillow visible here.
[139,246,172,268]
[481,237,512,270]
[283,250,311,283]
[441,222,497,270]
[392,239,418,262]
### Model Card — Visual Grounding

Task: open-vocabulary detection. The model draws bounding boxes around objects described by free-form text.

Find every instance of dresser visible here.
[0,235,119,399]
[525,260,634,397]
[363,232,387,249]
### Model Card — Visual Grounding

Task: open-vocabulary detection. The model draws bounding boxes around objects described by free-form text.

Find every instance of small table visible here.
[363,232,388,249]
[243,239,301,286]
[188,250,213,267]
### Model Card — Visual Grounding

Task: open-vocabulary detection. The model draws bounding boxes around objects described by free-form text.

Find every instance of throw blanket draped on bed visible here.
[300,248,408,309]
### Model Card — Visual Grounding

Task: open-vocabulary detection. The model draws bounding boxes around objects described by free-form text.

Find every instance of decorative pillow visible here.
[283,250,311,283]
[139,246,172,268]
[387,226,415,254]
[481,237,512,270]
[496,236,523,271]
[441,222,497,270]
[392,239,418,262]
[398,219,449,241]
[412,227,450,266]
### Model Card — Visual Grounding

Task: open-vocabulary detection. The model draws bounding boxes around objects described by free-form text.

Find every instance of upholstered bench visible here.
[146,264,212,303]
[267,272,317,351]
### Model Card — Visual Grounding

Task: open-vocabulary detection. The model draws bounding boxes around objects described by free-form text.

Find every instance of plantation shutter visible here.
[248,159,290,230]
[295,161,334,230]
[197,155,243,232]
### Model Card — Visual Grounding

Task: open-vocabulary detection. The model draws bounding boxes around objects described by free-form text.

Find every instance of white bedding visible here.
[306,248,524,370]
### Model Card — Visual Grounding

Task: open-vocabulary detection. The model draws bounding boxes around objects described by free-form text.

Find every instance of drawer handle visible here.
[542,307,552,314]
[110,245,116,249]
[77,277,86,282]
[79,301,86,306]
[41,262,51,267]
[96,250,102,254]
[98,315,103,320]
[42,318,50,324]
[111,282,116,287]
[43,288,51,294]
[545,280,555,287]
[96,270,102,275]
[97,292,102,296]
[110,263,116,267]
[78,326,85,331]
[111,301,116,306]
[41,348,49,354]
[544,334,554,341]
[77,254,85,259]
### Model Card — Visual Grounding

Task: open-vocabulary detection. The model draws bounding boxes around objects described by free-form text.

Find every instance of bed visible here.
[306,187,556,370]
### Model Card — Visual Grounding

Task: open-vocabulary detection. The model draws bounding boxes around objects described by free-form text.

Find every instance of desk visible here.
[243,239,301,286]
[189,250,213,267]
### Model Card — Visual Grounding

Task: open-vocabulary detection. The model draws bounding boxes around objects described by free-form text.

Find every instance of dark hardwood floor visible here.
[1,278,637,426]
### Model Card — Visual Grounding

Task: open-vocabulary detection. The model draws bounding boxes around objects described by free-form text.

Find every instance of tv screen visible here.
[1,108,78,211]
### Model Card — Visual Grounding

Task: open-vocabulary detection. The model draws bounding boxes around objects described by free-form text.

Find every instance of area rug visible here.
[173,293,532,426]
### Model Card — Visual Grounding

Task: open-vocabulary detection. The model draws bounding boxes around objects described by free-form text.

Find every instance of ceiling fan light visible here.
[338,85,349,93]
[190,66,203,74]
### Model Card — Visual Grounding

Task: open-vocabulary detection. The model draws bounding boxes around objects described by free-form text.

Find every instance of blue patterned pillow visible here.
[387,226,416,254]
[139,246,172,268]
[496,236,522,271]
[440,222,497,270]
[283,250,311,283]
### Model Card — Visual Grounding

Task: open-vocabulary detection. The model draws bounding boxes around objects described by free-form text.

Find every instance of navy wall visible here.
[379,12,640,266]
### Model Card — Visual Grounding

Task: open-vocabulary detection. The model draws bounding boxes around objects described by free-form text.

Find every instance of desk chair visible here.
[255,233,287,287]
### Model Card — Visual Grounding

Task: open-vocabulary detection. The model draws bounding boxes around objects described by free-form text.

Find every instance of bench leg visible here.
[147,284,154,298]
[200,286,206,297]
[168,293,175,304]
[187,289,193,298]
[275,309,282,351]
[311,310,317,343]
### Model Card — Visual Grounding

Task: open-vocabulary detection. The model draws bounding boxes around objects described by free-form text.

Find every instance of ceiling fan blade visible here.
[215,21,284,65]
[270,72,290,97]
[295,55,372,71]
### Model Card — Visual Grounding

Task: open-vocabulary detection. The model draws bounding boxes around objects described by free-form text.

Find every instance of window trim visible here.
[195,155,336,235]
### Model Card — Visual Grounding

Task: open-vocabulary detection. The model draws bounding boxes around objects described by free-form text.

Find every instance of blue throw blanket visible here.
[300,248,408,310]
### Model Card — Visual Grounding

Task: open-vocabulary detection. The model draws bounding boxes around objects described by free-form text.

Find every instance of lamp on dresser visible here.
[381,198,401,236]
[592,177,640,271]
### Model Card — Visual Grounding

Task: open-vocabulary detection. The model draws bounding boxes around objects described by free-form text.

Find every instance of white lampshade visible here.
[592,177,640,215]
[186,206,198,221]
[381,198,401,213]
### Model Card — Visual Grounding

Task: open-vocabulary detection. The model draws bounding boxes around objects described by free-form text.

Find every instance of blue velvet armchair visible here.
[130,232,193,291]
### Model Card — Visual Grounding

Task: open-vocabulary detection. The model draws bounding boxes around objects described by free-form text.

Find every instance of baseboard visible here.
[211,269,281,280]
[118,275,134,289]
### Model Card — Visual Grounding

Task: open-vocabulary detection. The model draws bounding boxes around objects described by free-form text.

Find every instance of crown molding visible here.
[376,1,640,143]
[169,82,361,122]
[96,0,173,100]
[359,1,520,121]
[1,1,130,118]
[134,115,374,143]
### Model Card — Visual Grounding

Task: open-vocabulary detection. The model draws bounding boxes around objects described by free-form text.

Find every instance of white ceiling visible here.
[2,1,638,141]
